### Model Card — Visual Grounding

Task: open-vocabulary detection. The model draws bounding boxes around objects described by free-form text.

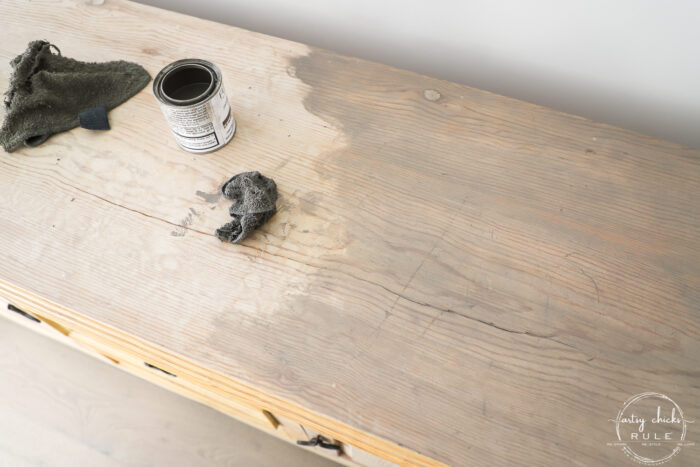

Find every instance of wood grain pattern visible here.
[0,297,374,467]
[0,1,698,465]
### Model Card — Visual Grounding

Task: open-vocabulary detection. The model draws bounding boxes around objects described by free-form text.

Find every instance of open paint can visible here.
[153,58,236,153]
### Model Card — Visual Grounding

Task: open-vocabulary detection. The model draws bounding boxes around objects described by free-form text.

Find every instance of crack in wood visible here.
[62,182,580,354]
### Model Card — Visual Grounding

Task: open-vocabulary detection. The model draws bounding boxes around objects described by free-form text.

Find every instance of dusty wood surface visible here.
[0,1,698,465]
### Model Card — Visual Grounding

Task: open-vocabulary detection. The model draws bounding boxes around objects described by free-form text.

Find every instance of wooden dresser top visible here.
[1,1,698,465]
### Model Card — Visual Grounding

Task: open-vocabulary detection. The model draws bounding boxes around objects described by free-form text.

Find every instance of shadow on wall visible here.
[135,0,700,149]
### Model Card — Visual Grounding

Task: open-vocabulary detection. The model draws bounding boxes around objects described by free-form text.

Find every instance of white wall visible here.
[136,0,700,149]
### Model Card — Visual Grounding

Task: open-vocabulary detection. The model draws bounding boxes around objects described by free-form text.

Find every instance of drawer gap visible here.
[144,362,177,377]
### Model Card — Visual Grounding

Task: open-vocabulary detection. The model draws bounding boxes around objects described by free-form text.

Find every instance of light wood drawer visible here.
[1,297,399,466]
[0,297,278,435]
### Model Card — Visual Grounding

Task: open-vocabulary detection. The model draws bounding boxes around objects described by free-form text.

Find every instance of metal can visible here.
[153,58,236,153]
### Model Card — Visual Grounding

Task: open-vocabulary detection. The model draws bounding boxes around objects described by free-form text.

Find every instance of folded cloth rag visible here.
[0,40,150,152]
[216,171,278,244]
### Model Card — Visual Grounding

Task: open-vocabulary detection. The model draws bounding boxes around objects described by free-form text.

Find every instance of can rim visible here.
[153,58,222,107]
[159,63,215,106]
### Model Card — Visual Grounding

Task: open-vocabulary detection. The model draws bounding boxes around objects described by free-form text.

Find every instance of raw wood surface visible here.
[1,1,699,465]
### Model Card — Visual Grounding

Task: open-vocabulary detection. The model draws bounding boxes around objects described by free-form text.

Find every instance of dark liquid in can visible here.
[161,64,214,104]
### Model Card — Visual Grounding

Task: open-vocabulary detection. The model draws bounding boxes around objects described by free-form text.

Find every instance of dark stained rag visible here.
[216,172,278,244]
[0,40,150,152]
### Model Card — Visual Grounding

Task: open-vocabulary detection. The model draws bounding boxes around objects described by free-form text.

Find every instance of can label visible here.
[159,85,235,153]
[153,59,236,154]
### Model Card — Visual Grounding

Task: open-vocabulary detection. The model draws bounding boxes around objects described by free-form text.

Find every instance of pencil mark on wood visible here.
[421,312,440,338]
[577,267,600,303]
[171,209,200,237]
[563,254,600,303]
